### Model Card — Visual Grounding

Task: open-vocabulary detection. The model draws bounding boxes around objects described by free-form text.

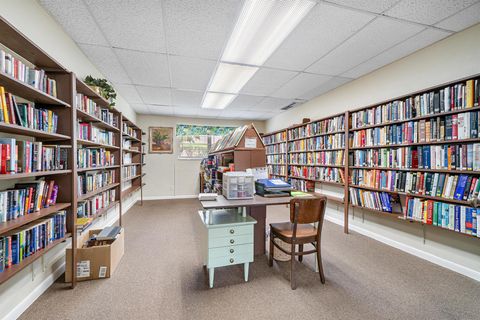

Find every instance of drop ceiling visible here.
[40,0,480,120]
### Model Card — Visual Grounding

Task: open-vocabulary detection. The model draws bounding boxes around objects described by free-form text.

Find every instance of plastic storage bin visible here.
[222,172,254,200]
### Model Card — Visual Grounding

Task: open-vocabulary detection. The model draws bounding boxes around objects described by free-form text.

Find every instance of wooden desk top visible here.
[198,209,257,228]
[201,195,292,209]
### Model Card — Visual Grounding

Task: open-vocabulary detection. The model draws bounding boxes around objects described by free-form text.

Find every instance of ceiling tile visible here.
[265,3,374,71]
[259,111,280,120]
[342,28,451,78]
[240,68,298,96]
[85,0,167,53]
[136,86,171,105]
[115,49,170,87]
[255,97,295,111]
[78,44,131,83]
[169,56,217,91]
[197,109,222,118]
[173,107,200,117]
[129,103,151,114]
[435,2,480,32]
[326,0,399,13]
[301,76,353,100]
[306,17,425,76]
[171,90,204,107]
[384,0,477,25]
[271,73,333,99]
[114,84,143,104]
[40,0,108,46]
[227,95,264,111]
[219,110,266,120]
[163,0,243,60]
[148,105,175,115]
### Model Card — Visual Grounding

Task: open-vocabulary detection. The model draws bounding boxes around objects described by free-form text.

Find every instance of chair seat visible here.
[270,222,317,242]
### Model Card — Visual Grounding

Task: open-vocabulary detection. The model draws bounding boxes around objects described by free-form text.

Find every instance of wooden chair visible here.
[268,196,327,289]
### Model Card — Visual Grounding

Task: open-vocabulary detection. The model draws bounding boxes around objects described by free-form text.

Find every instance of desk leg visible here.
[249,206,266,256]
[209,268,214,288]
[244,263,249,282]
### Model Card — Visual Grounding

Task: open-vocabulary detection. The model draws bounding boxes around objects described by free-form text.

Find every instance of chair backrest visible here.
[290,196,327,226]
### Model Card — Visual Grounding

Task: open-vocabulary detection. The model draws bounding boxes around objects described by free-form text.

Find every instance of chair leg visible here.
[290,243,296,290]
[316,242,325,284]
[268,234,274,267]
[298,244,303,262]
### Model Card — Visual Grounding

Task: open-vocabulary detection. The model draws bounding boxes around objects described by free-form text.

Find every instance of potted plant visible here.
[84,75,117,108]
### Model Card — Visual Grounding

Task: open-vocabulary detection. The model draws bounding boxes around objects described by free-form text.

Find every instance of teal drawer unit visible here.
[198,209,257,288]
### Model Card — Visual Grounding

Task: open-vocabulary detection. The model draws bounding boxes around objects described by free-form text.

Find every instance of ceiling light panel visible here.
[209,63,259,93]
[202,92,237,109]
[222,0,316,66]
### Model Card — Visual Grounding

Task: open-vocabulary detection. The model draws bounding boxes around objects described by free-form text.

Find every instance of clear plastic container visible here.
[223,171,254,199]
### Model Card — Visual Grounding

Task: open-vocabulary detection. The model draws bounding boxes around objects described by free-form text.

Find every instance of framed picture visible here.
[149,127,173,154]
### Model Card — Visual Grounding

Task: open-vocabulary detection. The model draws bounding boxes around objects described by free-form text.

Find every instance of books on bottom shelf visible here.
[405,197,479,237]
[77,189,116,226]
[0,210,66,272]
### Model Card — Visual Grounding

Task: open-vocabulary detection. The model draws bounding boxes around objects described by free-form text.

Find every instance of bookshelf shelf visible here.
[76,200,119,229]
[77,139,120,149]
[122,133,141,142]
[0,170,71,180]
[349,166,480,175]
[0,235,68,285]
[349,137,480,150]
[122,163,141,167]
[76,108,120,132]
[264,141,286,146]
[0,72,70,107]
[75,78,110,107]
[288,148,345,153]
[121,184,142,198]
[289,175,344,186]
[350,204,402,216]
[123,148,141,153]
[288,163,344,168]
[0,122,71,140]
[287,130,345,142]
[123,174,141,182]
[78,183,120,202]
[398,216,480,239]
[0,203,71,234]
[77,165,120,173]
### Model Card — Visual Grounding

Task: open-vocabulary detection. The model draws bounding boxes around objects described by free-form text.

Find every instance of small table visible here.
[201,195,292,256]
[198,209,257,288]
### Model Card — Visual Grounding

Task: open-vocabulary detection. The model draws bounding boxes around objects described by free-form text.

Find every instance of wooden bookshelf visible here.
[262,128,287,179]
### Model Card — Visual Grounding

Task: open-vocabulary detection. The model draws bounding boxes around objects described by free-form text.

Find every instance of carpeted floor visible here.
[20,199,480,320]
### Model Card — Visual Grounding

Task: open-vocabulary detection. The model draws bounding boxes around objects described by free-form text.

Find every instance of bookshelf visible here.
[0,16,74,286]
[120,115,144,211]
[261,129,287,179]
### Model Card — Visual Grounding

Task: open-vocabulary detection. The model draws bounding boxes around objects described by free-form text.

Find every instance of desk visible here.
[201,195,292,255]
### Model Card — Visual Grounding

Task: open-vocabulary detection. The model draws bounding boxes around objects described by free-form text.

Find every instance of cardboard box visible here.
[65,229,124,282]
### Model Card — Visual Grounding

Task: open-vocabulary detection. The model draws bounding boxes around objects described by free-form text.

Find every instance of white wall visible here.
[0,0,137,121]
[137,115,265,199]
[266,23,480,280]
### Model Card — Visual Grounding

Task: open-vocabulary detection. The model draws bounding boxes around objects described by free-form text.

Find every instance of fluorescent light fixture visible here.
[222,0,315,65]
[209,63,259,94]
[202,92,237,109]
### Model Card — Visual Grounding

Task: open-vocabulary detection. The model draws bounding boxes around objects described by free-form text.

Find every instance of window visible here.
[176,124,235,159]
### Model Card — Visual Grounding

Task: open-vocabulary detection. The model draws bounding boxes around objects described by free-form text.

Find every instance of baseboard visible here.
[324,213,480,282]
[143,195,197,200]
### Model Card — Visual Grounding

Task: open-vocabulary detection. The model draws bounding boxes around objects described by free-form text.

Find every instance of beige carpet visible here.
[20,199,480,320]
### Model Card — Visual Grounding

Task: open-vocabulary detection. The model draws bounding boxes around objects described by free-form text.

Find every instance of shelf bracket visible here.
[41,255,46,273]
[31,263,35,282]
[422,224,426,245]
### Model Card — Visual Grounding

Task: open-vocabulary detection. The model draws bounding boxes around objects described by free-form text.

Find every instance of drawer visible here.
[208,243,253,259]
[209,224,252,239]
[208,253,253,268]
[208,233,253,248]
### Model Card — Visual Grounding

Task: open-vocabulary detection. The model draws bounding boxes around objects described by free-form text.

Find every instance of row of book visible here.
[123,165,138,179]
[77,171,116,197]
[263,131,286,145]
[267,164,287,177]
[289,150,344,166]
[351,79,480,129]
[288,134,345,152]
[122,123,138,138]
[123,153,132,165]
[351,143,480,171]
[77,148,114,169]
[266,143,286,155]
[349,188,398,213]
[0,49,57,97]
[0,87,59,133]
[0,138,68,174]
[0,211,66,272]
[289,167,344,184]
[266,154,286,165]
[351,169,480,201]
[78,122,115,146]
[405,197,479,236]
[75,93,117,127]
[350,111,480,148]
[77,189,116,220]
[0,180,59,223]
[287,115,345,140]
[289,178,315,192]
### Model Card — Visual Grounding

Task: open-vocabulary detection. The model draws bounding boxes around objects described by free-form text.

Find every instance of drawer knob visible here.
[230,229,234,234]
[230,258,234,263]
[230,239,235,244]
[230,249,234,253]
